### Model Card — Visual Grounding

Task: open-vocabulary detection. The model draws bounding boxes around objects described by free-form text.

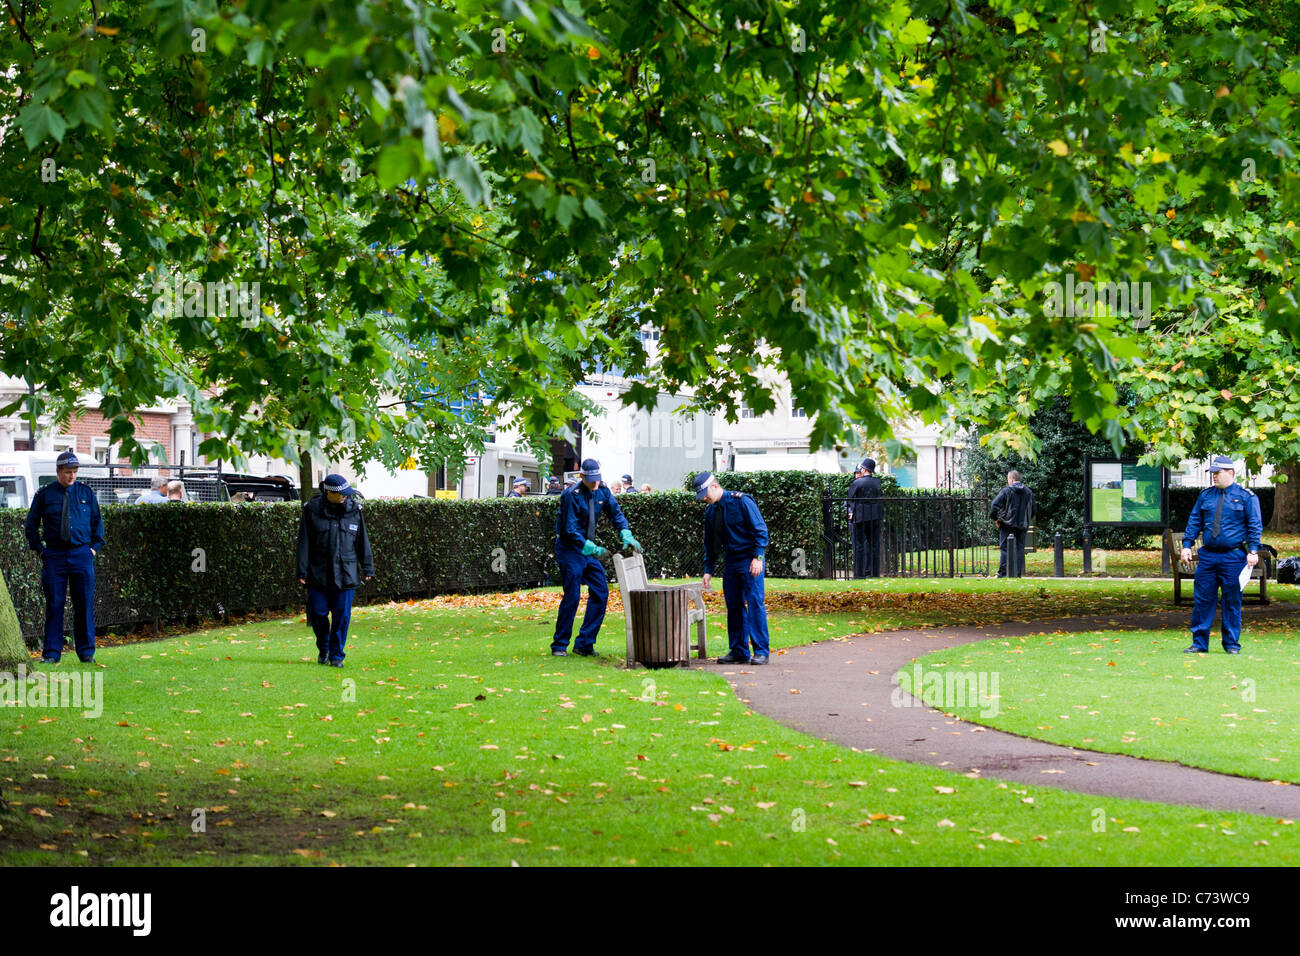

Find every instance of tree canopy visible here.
[1,1,1296,471]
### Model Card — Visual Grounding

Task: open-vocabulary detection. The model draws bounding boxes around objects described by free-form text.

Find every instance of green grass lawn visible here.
[3,590,1298,866]
[903,617,1300,785]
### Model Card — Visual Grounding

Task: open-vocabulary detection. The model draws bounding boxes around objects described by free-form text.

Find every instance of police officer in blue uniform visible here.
[506,478,530,498]
[695,472,771,665]
[1181,455,1261,655]
[551,459,642,658]
[297,475,374,667]
[24,451,104,664]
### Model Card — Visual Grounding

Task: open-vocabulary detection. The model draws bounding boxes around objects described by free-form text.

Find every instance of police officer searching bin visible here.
[297,474,374,667]
[24,450,104,664]
[549,458,642,658]
[1181,455,1262,655]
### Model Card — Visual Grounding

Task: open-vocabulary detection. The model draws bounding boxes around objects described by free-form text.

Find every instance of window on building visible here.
[92,438,111,464]
[792,406,807,419]
[52,436,75,452]
[740,405,757,419]
[496,474,506,497]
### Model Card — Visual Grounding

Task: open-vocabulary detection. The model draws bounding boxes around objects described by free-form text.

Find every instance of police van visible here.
[0,452,61,511]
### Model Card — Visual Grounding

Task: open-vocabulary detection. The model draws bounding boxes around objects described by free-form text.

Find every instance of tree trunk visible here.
[298,448,314,502]
[1267,462,1300,533]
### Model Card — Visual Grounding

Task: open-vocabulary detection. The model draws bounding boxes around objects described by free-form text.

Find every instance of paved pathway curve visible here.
[705,605,1300,818]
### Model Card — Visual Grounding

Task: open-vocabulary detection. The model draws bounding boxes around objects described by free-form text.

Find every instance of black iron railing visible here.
[822,493,995,578]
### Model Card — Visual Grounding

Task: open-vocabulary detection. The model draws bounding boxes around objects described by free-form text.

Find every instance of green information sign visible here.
[1086,460,1167,526]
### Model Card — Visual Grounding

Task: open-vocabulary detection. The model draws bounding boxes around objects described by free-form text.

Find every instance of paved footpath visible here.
[705,605,1300,818]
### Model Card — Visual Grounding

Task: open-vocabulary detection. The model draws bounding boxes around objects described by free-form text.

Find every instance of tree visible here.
[961,395,1148,547]
[1,1,1297,469]
[0,566,28,671]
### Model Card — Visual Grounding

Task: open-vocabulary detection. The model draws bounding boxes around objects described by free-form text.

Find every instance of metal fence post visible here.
[1082,525,1092,574]
[1053,532,1064,577]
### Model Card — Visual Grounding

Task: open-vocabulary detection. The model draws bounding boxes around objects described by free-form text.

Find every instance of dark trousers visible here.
[307,587,355,663]
[552,544,608,652]
[998,526,1027,577]
[852,520,881,578]
[721,561,770,658]
[1189,549,1246,651]
[41,545,96,658]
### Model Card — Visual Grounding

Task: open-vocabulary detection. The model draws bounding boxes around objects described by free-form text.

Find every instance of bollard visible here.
[1054,532,1064,577]
[1160,531,1170,575]
[1082,527,1092,574]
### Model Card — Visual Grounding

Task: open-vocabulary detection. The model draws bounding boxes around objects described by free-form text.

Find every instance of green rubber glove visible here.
[620,529,643,552]
[581,539,607,558]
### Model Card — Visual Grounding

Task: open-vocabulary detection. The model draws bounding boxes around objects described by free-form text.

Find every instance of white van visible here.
[0,452,61,511]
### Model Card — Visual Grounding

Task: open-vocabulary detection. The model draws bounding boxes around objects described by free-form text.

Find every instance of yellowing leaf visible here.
[1046,140,1069,156]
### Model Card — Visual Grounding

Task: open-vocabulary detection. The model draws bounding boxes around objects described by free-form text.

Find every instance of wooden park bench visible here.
[612,553,708,667]
[1162,528,1270,606]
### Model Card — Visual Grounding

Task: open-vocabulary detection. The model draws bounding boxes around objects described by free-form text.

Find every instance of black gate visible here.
[822,493,995,578]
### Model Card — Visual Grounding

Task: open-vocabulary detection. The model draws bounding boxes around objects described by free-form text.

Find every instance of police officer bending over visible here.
[24,450,104,664]
[1181,455,1261,655]
[695,472,771,665]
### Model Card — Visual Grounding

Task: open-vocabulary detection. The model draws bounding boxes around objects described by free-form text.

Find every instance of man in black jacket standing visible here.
[297,474,374,667]
[989,471,1035,578]
[848,459,883,578]
[24,451,104,664]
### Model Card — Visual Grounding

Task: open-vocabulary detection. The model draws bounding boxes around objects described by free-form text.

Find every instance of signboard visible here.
[1085,458,1167,526]
[434,490,458,500]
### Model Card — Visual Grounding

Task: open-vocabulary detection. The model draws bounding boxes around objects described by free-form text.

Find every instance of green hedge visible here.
[0,470,986,647]
[0,493,715,645]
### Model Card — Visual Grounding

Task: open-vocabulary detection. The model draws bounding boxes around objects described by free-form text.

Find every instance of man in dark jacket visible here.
[550,458,642,658]
[695,471,771,664]
[24,450,104,664]
[989,471,1035,578]
[297,474,374,667]
[847,458,884,578]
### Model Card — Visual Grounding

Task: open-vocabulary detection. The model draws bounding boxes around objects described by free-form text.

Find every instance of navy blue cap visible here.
[321,474,356,495]
[547,475,558,483]
[692,472,715,501]
[580,459,601,482]
[1207,455,1236,473]
[861,458,876,473]
[513,478,530,489]
[621,474,633,483]
[56,450,80,469]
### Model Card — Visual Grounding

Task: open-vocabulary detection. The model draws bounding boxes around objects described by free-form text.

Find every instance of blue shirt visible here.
[554,482,629,550]
[24,480,105,553]
[703,490,769,573]
[1183,482,1261,552]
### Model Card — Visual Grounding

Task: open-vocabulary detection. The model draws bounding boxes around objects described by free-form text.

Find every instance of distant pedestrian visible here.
[136,476,168,504]
[545,476,562,496]
[166,479,185,501]
[507,478,529,498]
[24,451,103,664]
[847,458,883,578]
[990,471,1035,578]
[297,475,374,667]
[621,474,637,493]
[640,483,652,493]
